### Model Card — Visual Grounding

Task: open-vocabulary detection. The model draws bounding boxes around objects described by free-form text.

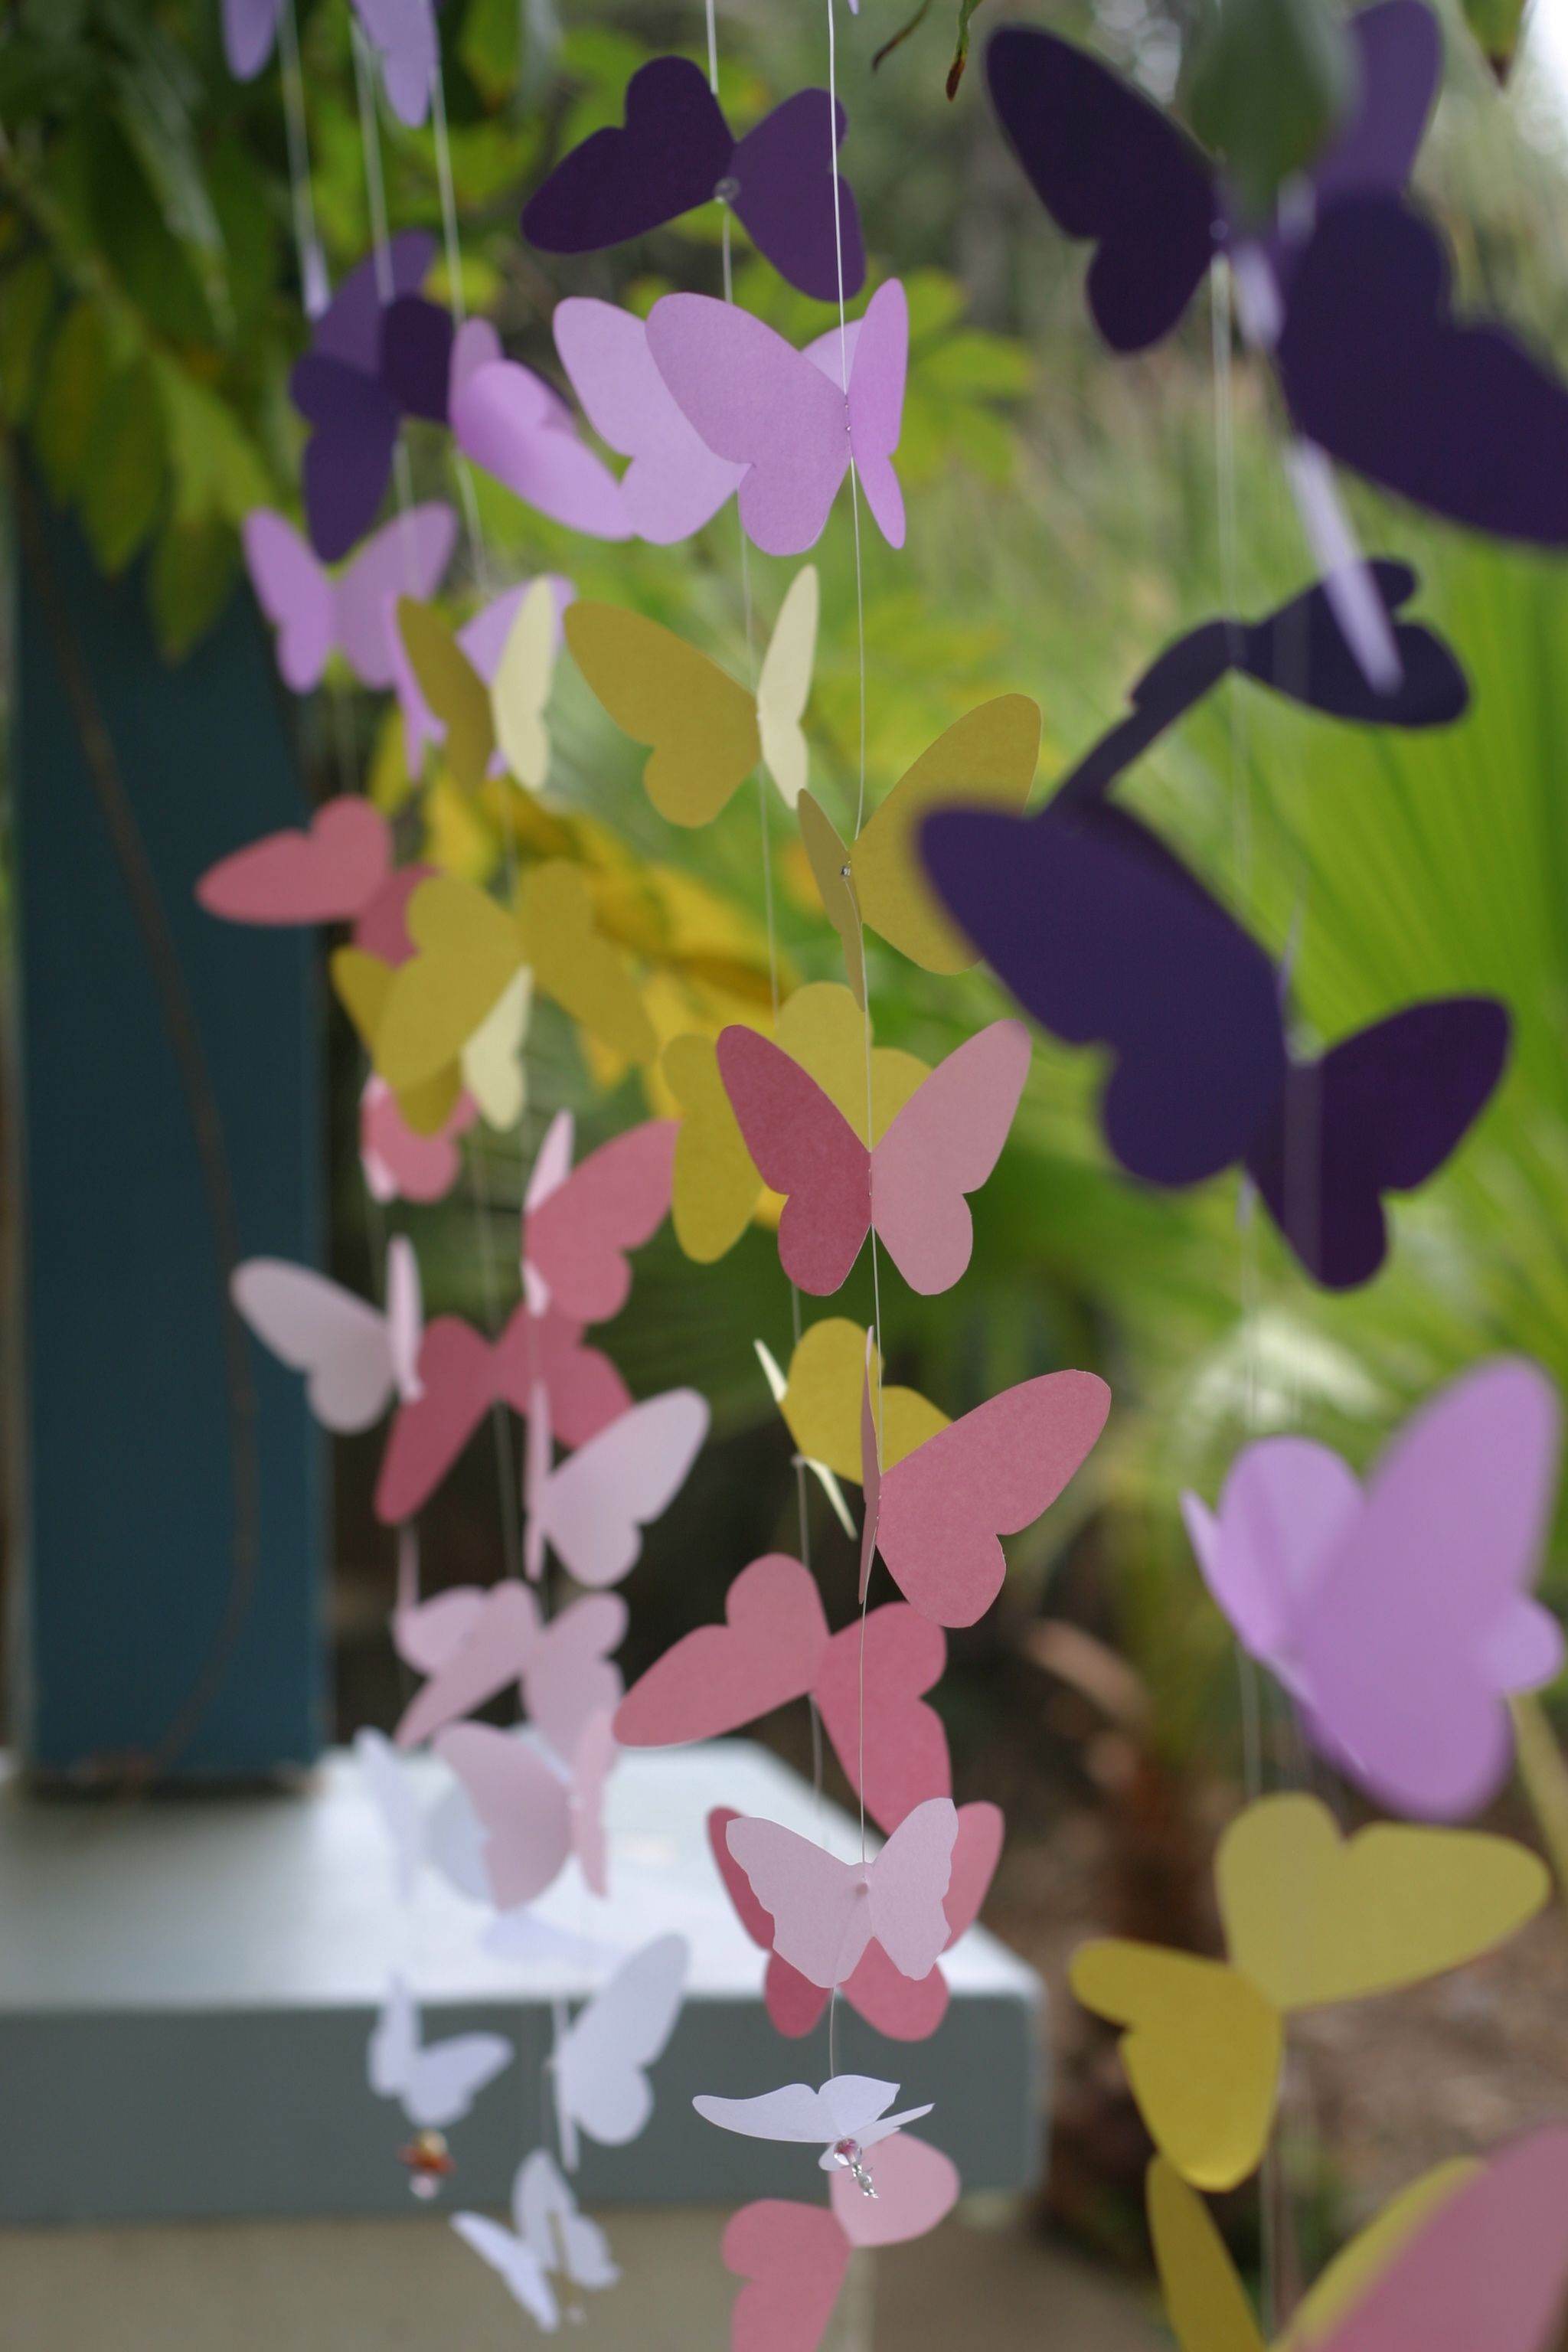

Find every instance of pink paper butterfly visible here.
[394,1579,627,1763]
[708,1800,1003,2040]
[522,1379,710,1587]
[361,1074,478,1204]
[863,1369,1111,1626]
[231,1237,421,1434]
[1182,1357,1563,1820]
[521,1110,679,1323]
[435,1712,616,1905]
[645,280,909,556]
[554,298,746,545]
[723,1800,957,1990]
[451,358,632,539]
[724,2135,960,2352]
[375,1302,630,1524]
[612,1553,950,1834]
[197,795,429,962]
[242,504,456,691]
[716,1019,1031,1296]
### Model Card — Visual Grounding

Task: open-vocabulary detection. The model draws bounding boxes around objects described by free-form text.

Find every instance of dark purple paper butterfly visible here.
[1276,194,1568,547]
[1059,560,1468,807]
[985,2,1438,352]
[920,792,1508,1286]
[521,56,864,303]
[289,233,455,562]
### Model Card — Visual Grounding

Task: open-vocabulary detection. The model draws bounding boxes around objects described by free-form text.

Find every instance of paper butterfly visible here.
[361,1076,477,1204]
[453,2148,618,2331]
[724,2134,959,2352]
[450,357,630,541]
[289,234,452,561]
[435,1715,616,1906]
[724,1800,957,1991]
[197,797,422,957]
[613,1553,951,1835]
[554,299,746,545]
[351,0,437,129]
[395,1579,627,1762]
[693,2074,933,2169]
[665,981,933,1267]
[392,577,573,789]
[774,1316,949,1488]
[985,5,1439,354]
[521,57,864,303]
[523,1381,710,1588]
[549,1932,688,2171]
[521,1110,678,1324]
[1148,2130,1568,2352]
[354,1725,489,1906]
[716,1018,1031,1295]
[231,1237,421,1434]
[223,0,283,80]
[921,792,1511,1288]
[241,505,456,693]
[375,1301,630,1525]
[368,1972,514,2129]
[567,570,818,825]
[646,281,908,557]
[710,1800,1003,2041]
[1183,1358,1563,1821]
[1070,1792,1547,2188]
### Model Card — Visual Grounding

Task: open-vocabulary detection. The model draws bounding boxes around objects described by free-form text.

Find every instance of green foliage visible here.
[82,354,165,571]
[1459,0,1530,77]
[1186,0,1354,223]
[0,254,56,424]
[149,511,240,662]
[32,297,111,500]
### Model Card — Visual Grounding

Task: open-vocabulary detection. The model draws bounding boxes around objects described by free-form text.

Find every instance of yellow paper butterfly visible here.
[1071,1793,1546,2190]
[397,580,560,792]
[664,980,928,1263]
[775,1317,949,1481]
[566,568,818,827]
[799,694,1040,1003]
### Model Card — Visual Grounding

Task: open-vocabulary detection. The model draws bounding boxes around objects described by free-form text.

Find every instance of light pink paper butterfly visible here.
[710,1800,1003,2040]
[452,360,632,539]
[614,1553,951,1834]
[361,1075,477,1204]
[1183,1357,1563,1821]
[375,1302,630,1524]
[724,1801,957,1989]
[725,2135,960,2352]
[389,572,576,780]
[354,1725,490,1905]
[351,0,436,128]
[368,1972,513,2128]
[196,795,428,961]
[694,2074,933,2170]
[436,1713,616,1906]
[394,1579,626,1762]
[521,1110,678,1322]
[716,1019,1029,1295]
[522,1380,710,1587]
[231,1236,421,1433]
[554,297,746,545]
[646,280,909,556]
[242,504,456,691]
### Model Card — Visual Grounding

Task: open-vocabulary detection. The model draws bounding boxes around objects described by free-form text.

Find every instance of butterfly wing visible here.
[520,861,657,1067]
[523,1593,629,1770]
[869,1020,1030,1293]
[461,971,532,1131]
[1276,196,1568,547]
[198,799,392,928]
[495,1302,634,1451]
[1146,2158,1269,2352]
[524,1119,678,1323]
[336,505,457,688]
[518,2148,619,2291]
[554,297,744,544]
[435,1723,572,1909]
[374,1314,506,1524]
[615,1553,830,1746]
[717,1028,871,1294]
[449,2213,560,2331]
[756,567,818,808]
[725,1818,870,1989]
[1282,1365,1562,1820]
[985,26,1217,353]
[665,1033,766,1263]
[646,295,849,557]
[231,1259,394,1432]
[354,1727,426,1902]
[290,351,400,563]
[223,0,283,79]
[694,2082,844,2143]
[922,799,1289,1187]
[397,599,495,792]
[815,1602,951,1836]
[1245,997,1510,1290]
[241,511,335,690]
[723,2200,853,2352]
[845,280,908,550]
[554,1935,688,2154]
[876,1371,1110,1626]
[864,1798,959,1981]
[1181,1436,1361,1667]
[567,603,760,827]
[491,579,557,789]
[370,1974,513,2128]
[350,0,436,128]
[831,2133,960,2245]
[533,1390,709,1589]
[1232,559,1468,730]
[394,1579,541,1748]
[452,360,632,541]
[730,89,864,302]
[522,57,734,252]
[374,877,525,1093]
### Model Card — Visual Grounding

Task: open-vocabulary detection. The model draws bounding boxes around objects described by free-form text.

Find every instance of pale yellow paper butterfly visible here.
[398,583,560,792]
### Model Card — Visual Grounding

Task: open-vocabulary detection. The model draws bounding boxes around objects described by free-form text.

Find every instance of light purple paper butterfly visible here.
[645,279,909,557]
[242,503,458,693]
[351,0,438,129]
[389,574,577,776]
[1182,1358,1563,1821]
[223,0,284,79]
[451,359,632,541]
[554,299,744,547]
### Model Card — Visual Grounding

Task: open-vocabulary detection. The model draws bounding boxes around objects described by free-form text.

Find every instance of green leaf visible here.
[33,299,110,501]
[111,49,232,338]
[460,0,520,104]
[153,359,271,527]
[1459,0,1529,77]
[916,331,1032,398]
[82,359,167,574]
[149,514,238,662]
[1186,0,1354,224]
[0,255,57,426]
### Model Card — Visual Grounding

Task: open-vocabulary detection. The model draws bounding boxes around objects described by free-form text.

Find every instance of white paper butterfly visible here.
[523,1380,709,1588]
[725,1798,958,1988]
[452,2148,618,2331]
[368,1973,513,2128]
[692,2074,933,2170]
[232,1236,421,1433]
[549,1934,688,2171]
[354,1726,489,1906]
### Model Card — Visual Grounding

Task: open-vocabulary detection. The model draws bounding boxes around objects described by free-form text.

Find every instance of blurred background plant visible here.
[5,0,1568,2291]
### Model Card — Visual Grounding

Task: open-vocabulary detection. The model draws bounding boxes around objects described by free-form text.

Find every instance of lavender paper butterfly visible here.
[522,57,864,304]
[289,234,453,562]
[1183,1360,1563,1818]
[351,0,438,129]
[554,299,745,546]
[223,0,284,79]
[243,503,458,692]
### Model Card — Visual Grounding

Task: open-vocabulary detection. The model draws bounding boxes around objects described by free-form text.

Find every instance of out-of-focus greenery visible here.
[8,0,1568,1782]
